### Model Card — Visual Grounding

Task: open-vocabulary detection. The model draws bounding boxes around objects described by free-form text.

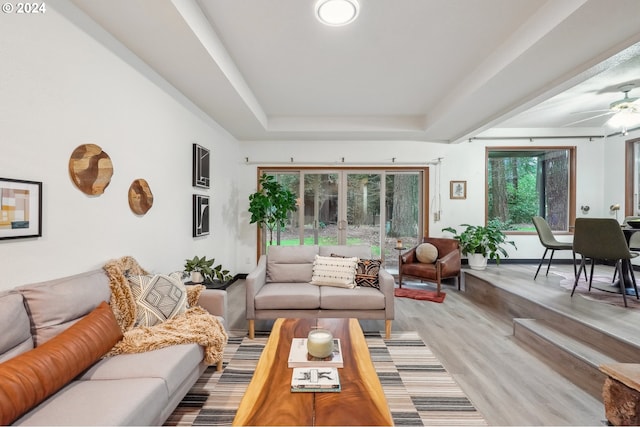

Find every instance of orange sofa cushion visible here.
[0,301,123,425]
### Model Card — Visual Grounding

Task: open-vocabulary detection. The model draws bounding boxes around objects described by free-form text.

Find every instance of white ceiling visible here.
[62,0,640,143]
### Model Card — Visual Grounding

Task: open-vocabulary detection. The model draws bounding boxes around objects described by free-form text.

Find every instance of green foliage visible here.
[505,174,538,224]
[487,149,570,230]
[442,219,517,264]
[184,255,232,282]
[248,174,298,245]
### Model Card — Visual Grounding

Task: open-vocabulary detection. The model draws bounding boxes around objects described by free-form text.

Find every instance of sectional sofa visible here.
[245,244,394,339]
[0,268,227,426]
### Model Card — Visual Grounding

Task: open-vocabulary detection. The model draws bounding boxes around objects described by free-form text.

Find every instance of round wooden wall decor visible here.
[68,144,113,196]
[128,178,154,215]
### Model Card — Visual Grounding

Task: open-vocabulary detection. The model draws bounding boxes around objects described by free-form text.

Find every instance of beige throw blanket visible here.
[102,256,227,365]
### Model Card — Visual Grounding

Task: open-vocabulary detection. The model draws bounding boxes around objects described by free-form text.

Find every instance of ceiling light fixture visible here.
[607,110,640,136]
[315,0,360,26]
[606,84,640,135]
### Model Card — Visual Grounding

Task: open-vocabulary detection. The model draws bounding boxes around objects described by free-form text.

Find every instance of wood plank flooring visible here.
[223,263,632,426]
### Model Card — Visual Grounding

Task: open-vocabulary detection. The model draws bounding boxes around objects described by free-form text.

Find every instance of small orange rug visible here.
[394,288,446,303]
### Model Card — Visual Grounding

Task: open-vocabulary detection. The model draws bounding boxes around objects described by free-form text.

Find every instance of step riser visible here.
[465,273,640,360]
[513,321,606,399]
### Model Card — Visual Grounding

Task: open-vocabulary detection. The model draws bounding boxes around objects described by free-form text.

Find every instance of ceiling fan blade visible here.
[563,111,614,127]
[570,109,611,114]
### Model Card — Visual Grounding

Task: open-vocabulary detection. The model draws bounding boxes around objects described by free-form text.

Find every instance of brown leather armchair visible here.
[399,237,461,295]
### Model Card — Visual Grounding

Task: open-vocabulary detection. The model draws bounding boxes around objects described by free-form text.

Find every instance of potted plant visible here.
[184,255,232,284]
[248,174,298,246]
[442,219,517,270]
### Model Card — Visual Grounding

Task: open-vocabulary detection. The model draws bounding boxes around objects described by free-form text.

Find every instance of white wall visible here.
[236,132,640,268]
[0,6,241,290]
[3,5,638,287]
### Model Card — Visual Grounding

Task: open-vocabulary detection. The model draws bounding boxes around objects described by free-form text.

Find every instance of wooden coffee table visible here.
[232,318,392,426]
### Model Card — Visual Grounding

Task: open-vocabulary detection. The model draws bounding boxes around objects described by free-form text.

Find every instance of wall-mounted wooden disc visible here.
[128,178,153,215]
[68,144,113,196]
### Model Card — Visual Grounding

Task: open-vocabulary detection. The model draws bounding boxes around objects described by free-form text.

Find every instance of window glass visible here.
[487,148,574,232]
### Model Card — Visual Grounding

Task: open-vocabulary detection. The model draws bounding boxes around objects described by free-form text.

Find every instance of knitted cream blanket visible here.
[102,256,227,365]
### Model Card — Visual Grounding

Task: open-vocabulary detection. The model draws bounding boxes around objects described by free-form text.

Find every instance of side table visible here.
[185,280,232,290]
[394,246,406,288]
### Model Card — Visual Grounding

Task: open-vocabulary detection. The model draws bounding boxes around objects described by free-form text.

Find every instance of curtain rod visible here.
[468,125,640,142]
[243,157,443,166]
[468,135,606,142]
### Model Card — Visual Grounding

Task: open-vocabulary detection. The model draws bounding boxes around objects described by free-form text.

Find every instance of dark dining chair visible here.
[611,216,640,284]
[532,216,577,280]
[572,218,639,307]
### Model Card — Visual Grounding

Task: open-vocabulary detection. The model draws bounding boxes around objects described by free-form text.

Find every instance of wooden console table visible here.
[232,318,392,426]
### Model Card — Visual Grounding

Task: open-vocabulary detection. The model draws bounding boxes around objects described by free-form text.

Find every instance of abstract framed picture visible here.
[0,178,42,240]
[193,194,210,237]
[450,180,467,200]
[192,143,210,189]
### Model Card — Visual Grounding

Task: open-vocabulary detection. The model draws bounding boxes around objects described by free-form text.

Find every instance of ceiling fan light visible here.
[315,0,360,26]
[607,110,640,129]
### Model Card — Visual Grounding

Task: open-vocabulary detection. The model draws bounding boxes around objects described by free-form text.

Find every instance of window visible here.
[487,147,575,232]
[625,138,640,216]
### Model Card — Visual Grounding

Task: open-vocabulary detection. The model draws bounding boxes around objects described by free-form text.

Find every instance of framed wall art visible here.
[450,180,467,200]
[0,178,42,240]
[193,194,210,237]
[192,143,210,189]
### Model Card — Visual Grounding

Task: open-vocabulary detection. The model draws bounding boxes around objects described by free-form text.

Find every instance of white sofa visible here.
[245,245,394,339]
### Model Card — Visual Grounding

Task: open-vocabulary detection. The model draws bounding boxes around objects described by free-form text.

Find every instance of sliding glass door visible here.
[261,168,425,267]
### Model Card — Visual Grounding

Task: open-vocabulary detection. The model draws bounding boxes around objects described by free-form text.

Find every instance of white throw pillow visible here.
[311,255,358,288]
[416,243,438,263]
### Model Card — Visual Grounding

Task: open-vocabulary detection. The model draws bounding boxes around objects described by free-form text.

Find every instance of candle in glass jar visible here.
[307,329,334,358]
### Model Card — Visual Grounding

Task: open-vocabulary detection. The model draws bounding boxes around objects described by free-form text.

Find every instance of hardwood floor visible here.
[223,263,640,426]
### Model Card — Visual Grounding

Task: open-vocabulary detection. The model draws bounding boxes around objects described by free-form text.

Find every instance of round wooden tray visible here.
[128,178,154,215]
[68,144,113,196]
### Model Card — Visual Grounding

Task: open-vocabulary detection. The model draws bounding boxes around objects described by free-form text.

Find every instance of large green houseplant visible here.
[442,219,517,270]
[248,174,297,246]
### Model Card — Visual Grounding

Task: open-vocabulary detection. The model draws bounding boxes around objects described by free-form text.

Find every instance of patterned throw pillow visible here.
[127,272,188,327]
[355,259,382,289]
[330,253,382,289]
[311,255,358,288]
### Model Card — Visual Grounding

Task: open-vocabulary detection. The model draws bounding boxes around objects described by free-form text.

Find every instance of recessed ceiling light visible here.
[315,0,360,26]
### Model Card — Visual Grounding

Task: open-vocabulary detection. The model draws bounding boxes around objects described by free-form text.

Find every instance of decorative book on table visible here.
[291,367,341,392]
[288,338,343,368]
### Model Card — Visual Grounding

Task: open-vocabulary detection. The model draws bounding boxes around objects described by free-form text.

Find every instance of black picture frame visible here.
[0,178,43,240]
[192,143,210,189]
[193,194,210,237]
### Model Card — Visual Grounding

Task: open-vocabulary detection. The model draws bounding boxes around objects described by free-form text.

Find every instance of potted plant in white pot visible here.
[442,219,517,270]
[184,256,232,285]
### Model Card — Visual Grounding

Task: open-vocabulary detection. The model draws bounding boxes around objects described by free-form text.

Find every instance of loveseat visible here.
[0,262,227,426]
[245,245,394,339]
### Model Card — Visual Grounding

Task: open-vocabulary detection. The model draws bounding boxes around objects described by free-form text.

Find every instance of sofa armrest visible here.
[437,249,461,274]
[245,255,267,320]
[199,289,227,319]
[377,268,395,320]
[401,247,418,264]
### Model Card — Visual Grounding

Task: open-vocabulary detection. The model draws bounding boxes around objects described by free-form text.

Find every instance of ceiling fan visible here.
[566,84,640,133]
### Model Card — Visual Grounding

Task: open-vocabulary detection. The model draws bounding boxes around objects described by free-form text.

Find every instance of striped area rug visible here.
[165,331,487,426]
